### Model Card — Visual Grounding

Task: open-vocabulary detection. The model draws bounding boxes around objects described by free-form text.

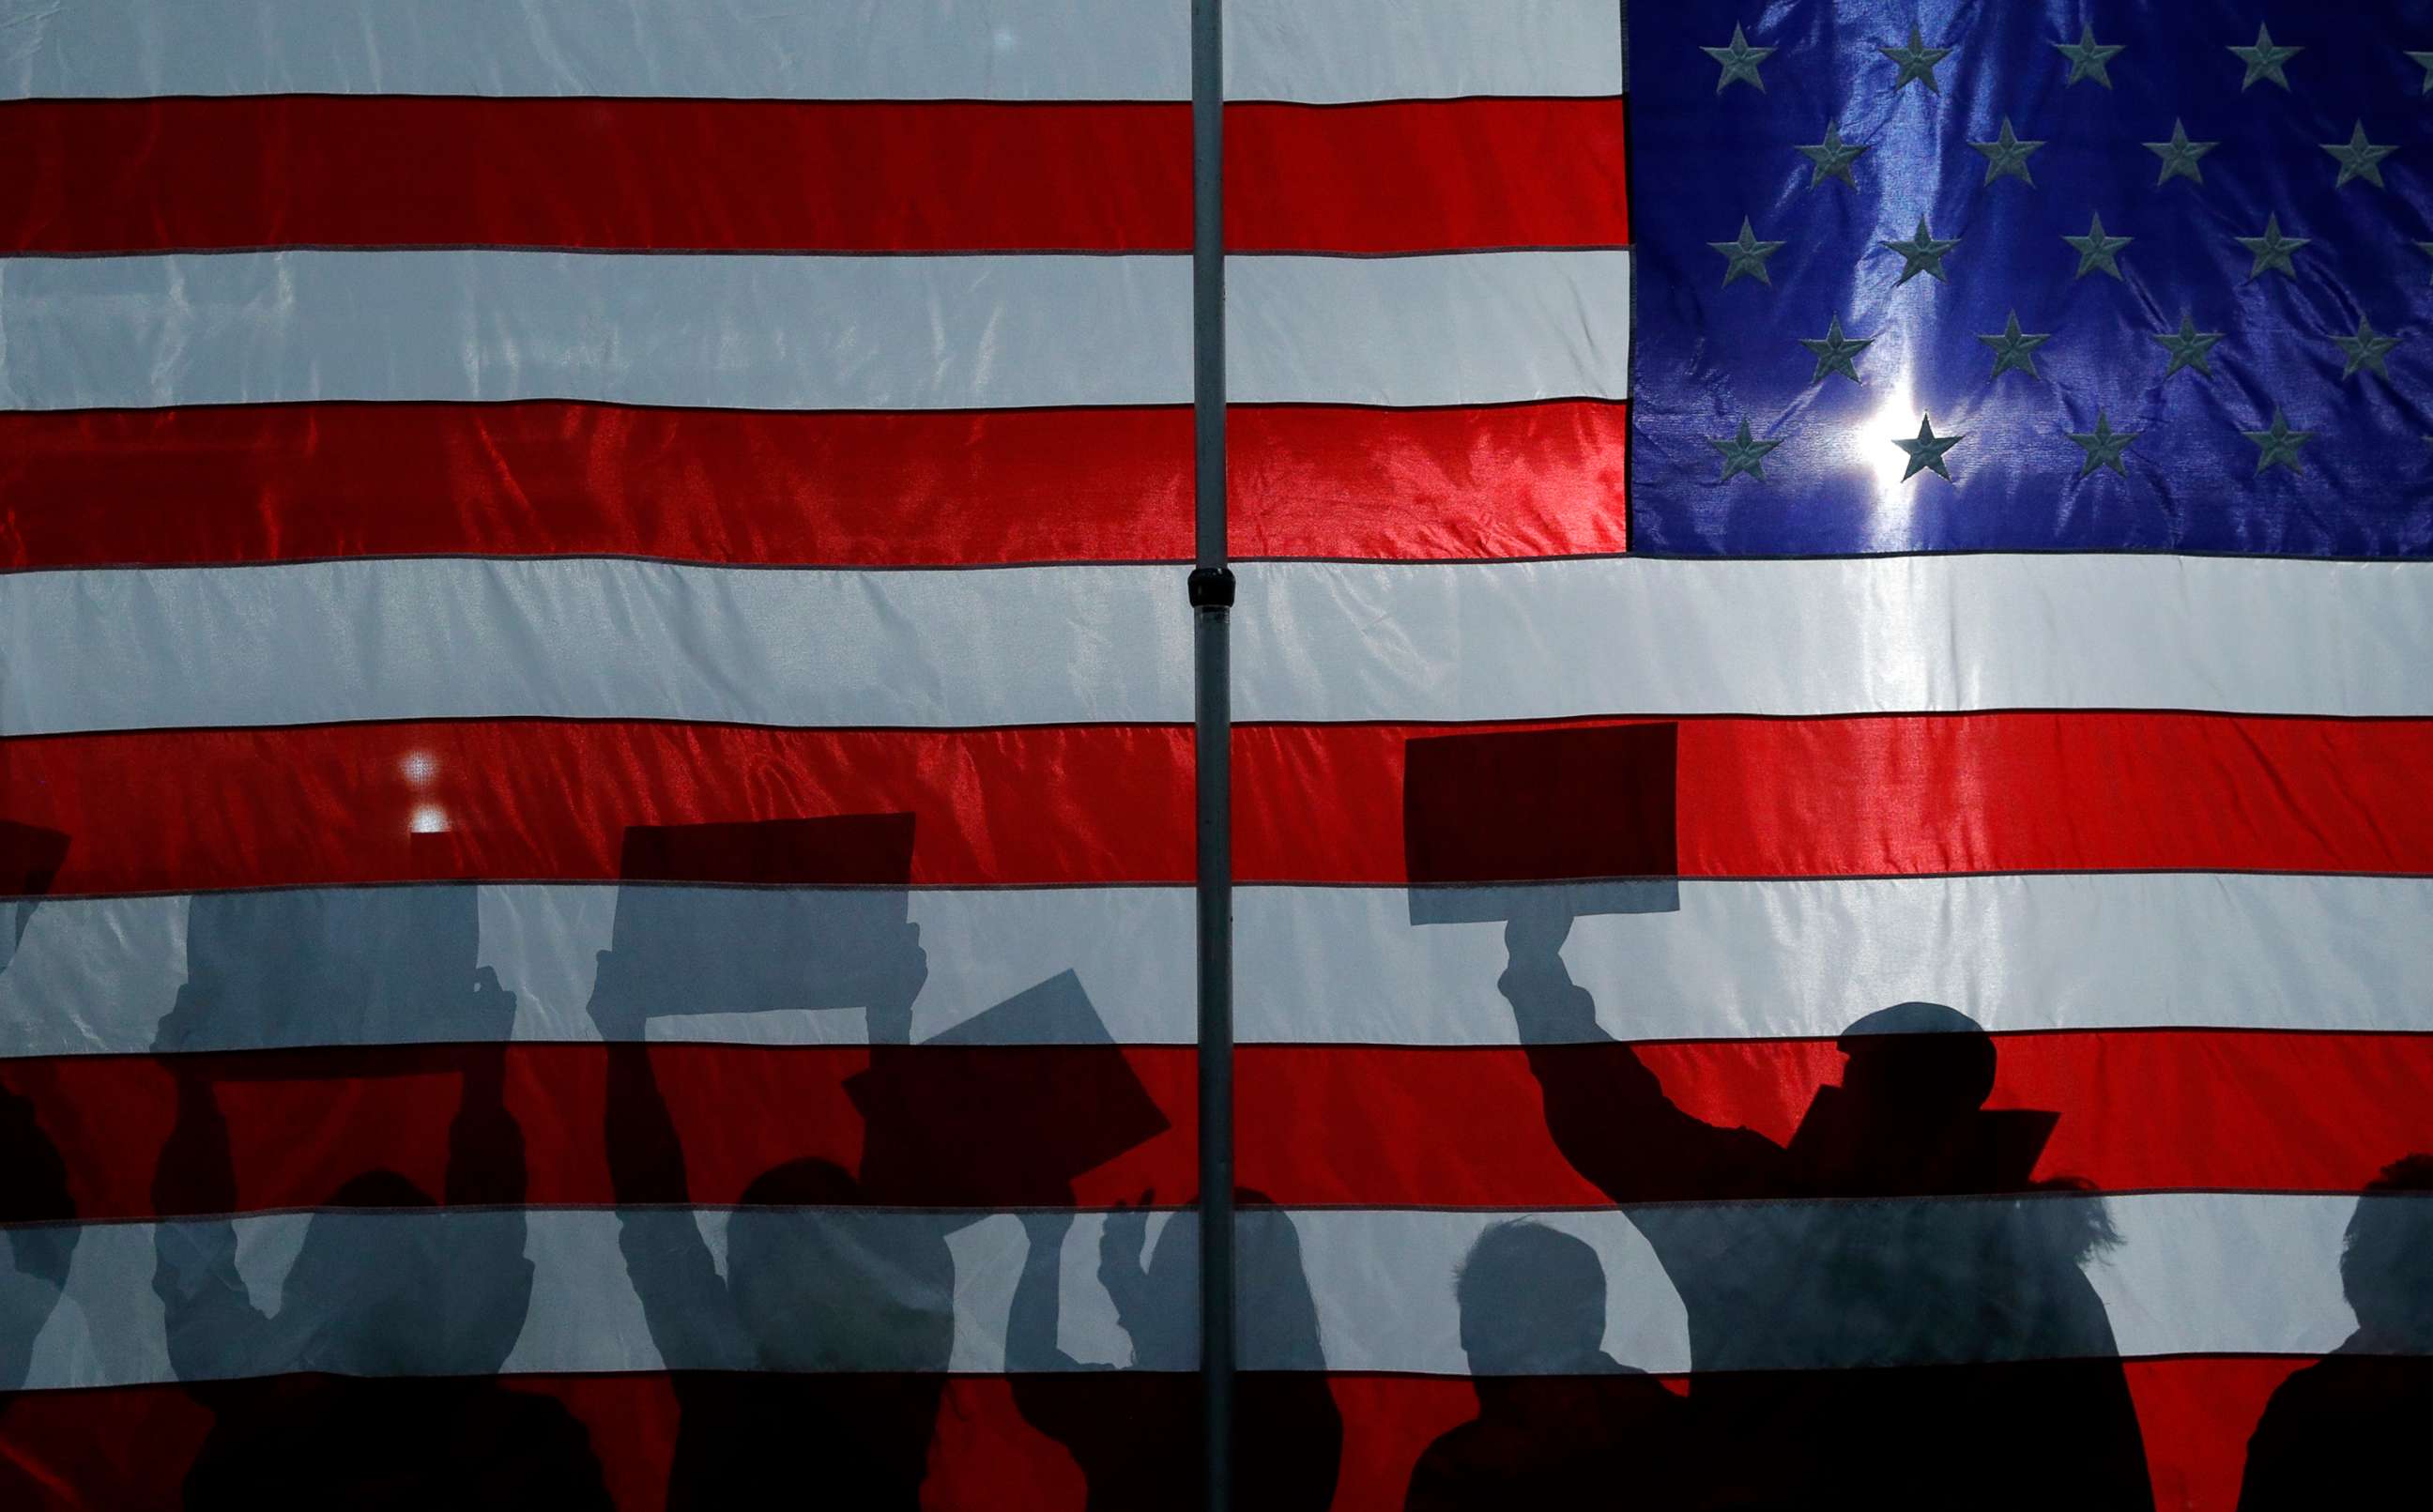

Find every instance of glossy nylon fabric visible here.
[2,3,2430,1510]
[1629,0,2433,556]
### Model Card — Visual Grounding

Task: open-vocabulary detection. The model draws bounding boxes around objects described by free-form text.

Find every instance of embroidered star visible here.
[2418,242,2433,285]
[1797,122,1872,190]
[2410,50,2433,94]
[1707,420,1782,482]
[1880,23,1953,94]
[1970,117,2045,187]
[2064,212,2132,281]
[2151,314,2225,378]
[2067,413,2140,477]
[1709,218,1786,286]
[1978,311,2053,380]
[2144,120,2218,187]
[1799,314,1874,384]
[1881,216,1960,285]
[1892,415,1965,481]
[2242,408,2312,475]
[2230,24,2302,91]
[2321,122,2397,190]
[2332,316,2402,380]
[2236,215,2309,281]
[1703,23,1776,95]
[2053,23,2126,88]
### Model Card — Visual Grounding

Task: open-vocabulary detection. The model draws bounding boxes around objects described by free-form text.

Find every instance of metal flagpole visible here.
[1187,0,1235,1505]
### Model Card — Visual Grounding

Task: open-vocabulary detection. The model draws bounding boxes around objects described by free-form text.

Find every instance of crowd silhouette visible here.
[149,884,608,1509]
[1405,1220,1691,1509]
[1006,1193,1340,1509]
[1491,901,2153,1508]
[2,792,2425,1507]
[2238,1154,2433,1508]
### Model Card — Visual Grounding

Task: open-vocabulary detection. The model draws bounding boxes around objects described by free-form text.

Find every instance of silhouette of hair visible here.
[2340,1153,2433,1344]
[323,1169,436,1209]
[735,1157,861,1210]
[1454,1221,1605,1376]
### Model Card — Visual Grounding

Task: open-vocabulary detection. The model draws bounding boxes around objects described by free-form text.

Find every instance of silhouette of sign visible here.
[610,814,918,1013]
[1403,723,1680,924]
[848,971,1171,1208]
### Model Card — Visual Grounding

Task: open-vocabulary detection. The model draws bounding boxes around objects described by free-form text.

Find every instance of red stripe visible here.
[0,97,1623,255]
[1238,714,2433,882]
[1238,1034,2433,1206]
[1226,98,1629,252]
[1232,403,1628,559]
[0,401,1622,570]
[8,1031,2423,1220]
[0,1361,2307,1509]
[7,713,2428,898]
[0,722,1194,895]
[0,98,1190,252]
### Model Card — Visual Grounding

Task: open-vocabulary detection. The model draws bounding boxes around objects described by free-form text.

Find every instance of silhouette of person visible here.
[591,930,954,1509]
[2238,1153,2433,1509]
[0,1082,80,1506]
[1005,1191,1340,1509]
[1404,1219,1691,1509]
[150,972,610,1509]
[1494,904,2151,1509]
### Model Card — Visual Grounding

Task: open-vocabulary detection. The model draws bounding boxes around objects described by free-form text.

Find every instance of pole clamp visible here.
[1186,566,1236,609]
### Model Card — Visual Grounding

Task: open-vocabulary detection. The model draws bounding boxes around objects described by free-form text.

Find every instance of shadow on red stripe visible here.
[0,1362,2313,1510]
[8,714,2431,897]
[6,1032,2425,1219]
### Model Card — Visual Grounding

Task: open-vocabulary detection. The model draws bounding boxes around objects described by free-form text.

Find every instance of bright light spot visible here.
[1863,371,1920,501]
[400,752,436,784]
[992,25,1018,51]
[409,805,450,834]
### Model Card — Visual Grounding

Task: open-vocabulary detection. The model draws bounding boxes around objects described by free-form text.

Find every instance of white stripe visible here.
[0,558,1188,735]
[0,886,1195,1057]
[1234,557,2433,719]
[0,0,1618,102]
[0,252,1616,413]
[1227,0,1622,101]
[10,1193,2382,1389]
[10,555,2423,737]
[1237,874,2433,1045]
[0,252,1189,412]
[1230,252,1630,405]
[8,876,2431,1057]
[0,0,1189,100]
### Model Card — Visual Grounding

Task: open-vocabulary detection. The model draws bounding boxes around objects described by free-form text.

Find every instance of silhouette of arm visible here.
[434,970,537,1374]
[0,1082,76,1291]
[1498,911,1785,1203]
[149,1061,268,1382]
[1006,1210,1082,1374]
[589,955,750,1372]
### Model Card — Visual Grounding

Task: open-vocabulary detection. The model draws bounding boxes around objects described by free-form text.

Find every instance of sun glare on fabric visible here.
[409,805,450,834]
[1860,368,1921,543]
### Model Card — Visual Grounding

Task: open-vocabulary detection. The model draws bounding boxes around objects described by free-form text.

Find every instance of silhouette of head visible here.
[276,1169,443,1369]
[1455,1221,1606,1376]
[727,1158,954,1374]
[2340,1153,2433,1349]
[1836,1001,1997,1124]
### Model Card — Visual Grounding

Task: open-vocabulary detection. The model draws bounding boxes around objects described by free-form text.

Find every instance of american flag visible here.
[0,2,2426,1508]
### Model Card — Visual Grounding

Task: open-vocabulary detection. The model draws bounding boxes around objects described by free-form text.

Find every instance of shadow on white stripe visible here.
[8,877,2432,1057]
[8,1193,2384,1391]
